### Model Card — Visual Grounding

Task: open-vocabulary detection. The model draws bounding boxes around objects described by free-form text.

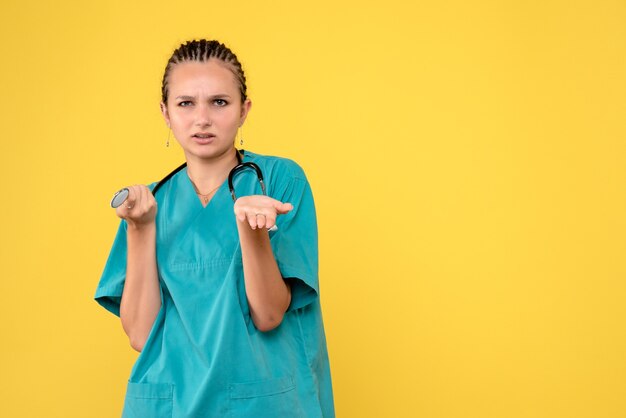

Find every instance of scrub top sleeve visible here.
[271,174,320,312]
[94,218,128,317]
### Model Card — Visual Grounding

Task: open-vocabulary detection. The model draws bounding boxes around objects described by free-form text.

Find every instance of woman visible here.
[95,39,335,418]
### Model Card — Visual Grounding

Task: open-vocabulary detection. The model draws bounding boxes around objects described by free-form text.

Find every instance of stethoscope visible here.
[110,149,275,229]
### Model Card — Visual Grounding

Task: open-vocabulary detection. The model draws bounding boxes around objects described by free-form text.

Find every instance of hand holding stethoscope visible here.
[112,185,157,228]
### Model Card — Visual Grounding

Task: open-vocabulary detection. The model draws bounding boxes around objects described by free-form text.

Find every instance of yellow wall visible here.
[1,0,624,417]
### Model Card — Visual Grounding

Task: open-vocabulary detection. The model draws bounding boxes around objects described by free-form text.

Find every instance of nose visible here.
[194,102,213,127]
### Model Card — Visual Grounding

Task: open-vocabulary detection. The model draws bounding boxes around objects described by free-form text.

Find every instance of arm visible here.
[235,196,294,331]
[117,185,162,351]
[120,223,161,351]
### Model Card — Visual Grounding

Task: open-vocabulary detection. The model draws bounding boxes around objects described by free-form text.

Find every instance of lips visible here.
[192,133,216,145]
[193,132,215,138]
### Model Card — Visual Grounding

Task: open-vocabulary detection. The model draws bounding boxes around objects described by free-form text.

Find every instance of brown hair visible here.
[161,39,247,104]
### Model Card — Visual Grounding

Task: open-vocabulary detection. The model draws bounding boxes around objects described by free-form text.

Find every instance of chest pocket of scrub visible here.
[228,375,304,418]
[122,382,174,418]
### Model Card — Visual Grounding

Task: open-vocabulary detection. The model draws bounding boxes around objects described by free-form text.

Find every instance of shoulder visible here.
[243,150,307,181]
[243,150,312,199]
[147,181,159,192]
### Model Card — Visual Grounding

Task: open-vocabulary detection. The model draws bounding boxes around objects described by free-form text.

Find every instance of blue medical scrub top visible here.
[95,151,335,418]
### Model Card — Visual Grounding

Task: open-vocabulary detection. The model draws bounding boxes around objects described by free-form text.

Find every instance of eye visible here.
[178,101,193,107]
[214,99,228,106]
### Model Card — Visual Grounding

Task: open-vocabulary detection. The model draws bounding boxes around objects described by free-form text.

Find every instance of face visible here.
[160,59,251,162]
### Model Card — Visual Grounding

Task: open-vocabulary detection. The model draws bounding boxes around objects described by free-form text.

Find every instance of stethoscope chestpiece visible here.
[110,188,130,208]
[109,162,188,209]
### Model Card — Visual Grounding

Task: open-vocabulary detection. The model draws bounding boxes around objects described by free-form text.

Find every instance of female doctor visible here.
[95,39,334,417]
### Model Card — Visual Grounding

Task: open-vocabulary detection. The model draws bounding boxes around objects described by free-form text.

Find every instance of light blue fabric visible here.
[95,151,335,418]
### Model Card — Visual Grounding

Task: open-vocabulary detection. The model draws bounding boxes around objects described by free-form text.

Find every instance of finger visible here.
[264,212,277,230]
[255,213,267,229]
[115,186,136,218]
[125,186,138,210]
[247,211,258,230]
[235,208,247,223]
[115,204,125,219]
[140,184,149,212]
[145,185,157,210]
[233,198,247,222]
[275,202,293,214]
[132,185,146,213]
[233,200,247,223]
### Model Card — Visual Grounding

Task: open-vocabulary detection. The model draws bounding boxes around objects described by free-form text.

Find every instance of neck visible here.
[185,148,240,194]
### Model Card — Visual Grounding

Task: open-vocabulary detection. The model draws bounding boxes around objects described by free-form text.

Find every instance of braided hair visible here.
[161,39,247,104]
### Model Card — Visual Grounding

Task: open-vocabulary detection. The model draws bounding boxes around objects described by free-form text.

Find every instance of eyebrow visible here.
[175,94,232,100]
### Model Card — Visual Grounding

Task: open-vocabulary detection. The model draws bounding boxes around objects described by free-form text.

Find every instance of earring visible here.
[166,126,171,147]
[238,126,244,147]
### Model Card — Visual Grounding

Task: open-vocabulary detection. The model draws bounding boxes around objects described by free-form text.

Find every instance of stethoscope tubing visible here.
[110,150,277,230]
[228,162,267,202]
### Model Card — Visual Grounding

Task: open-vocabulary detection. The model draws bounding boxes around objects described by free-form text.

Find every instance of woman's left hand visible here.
[234,195,294,230]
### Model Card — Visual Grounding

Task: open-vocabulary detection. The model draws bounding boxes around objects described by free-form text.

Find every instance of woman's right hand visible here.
[115,184,157,228]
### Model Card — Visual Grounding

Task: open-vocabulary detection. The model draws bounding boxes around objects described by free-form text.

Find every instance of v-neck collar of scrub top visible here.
[155,150,257,258]
[180,149,251,212]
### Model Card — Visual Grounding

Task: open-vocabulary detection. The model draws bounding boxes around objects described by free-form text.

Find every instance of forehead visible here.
[168,59,239,95]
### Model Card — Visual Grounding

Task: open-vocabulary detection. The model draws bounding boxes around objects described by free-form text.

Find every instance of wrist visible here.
[126,220,156,234]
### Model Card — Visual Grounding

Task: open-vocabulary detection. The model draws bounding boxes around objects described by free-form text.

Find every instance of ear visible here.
[160,101,171,127]
[239,99,252,126]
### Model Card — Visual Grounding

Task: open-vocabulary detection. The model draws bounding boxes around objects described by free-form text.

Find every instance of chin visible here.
[188,147,234,161]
